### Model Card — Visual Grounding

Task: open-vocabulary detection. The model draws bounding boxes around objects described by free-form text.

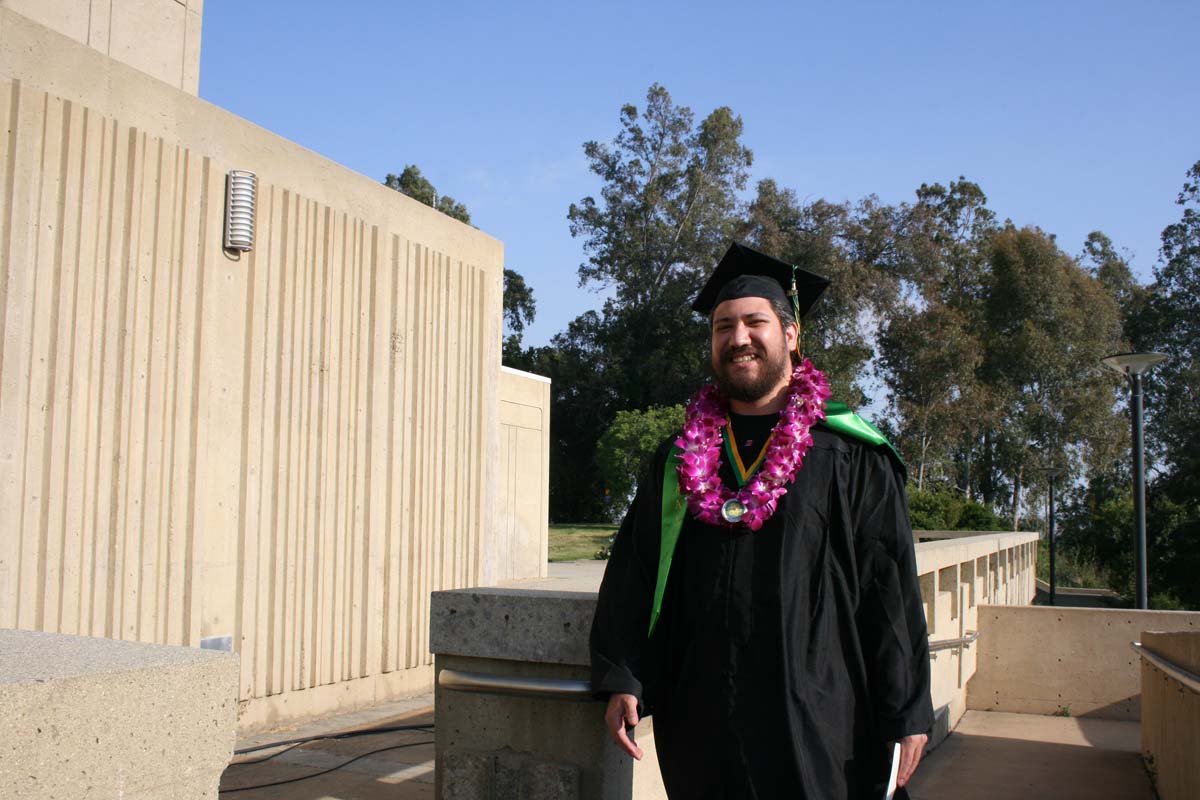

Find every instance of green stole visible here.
[647,402,901,636]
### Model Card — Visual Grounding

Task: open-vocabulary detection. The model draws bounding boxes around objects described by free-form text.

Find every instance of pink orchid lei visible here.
[674,359,831,531]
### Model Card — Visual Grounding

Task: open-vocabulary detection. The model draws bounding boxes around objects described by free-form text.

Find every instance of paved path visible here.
[220,696,436,799]
[908,711,1155,800]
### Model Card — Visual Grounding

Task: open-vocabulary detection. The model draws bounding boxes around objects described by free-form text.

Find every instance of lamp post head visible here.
[1101,352,1167,378]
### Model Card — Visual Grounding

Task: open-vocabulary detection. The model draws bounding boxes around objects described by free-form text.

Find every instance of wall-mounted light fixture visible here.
[224,170,257,252]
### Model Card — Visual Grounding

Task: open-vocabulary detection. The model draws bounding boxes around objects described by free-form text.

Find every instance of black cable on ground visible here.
[230,723,435,757]
[219,739,433,794]
[225,741,307,767]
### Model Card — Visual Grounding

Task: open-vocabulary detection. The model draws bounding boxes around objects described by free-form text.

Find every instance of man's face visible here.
[710,296,797,403]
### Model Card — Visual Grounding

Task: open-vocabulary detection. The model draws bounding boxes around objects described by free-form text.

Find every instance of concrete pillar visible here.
[429,583,664,800]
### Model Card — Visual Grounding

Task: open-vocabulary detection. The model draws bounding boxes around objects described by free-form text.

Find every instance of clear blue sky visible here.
[200,1,1198,348]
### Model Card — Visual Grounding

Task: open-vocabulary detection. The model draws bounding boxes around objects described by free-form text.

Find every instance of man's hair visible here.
[768,295,797,329]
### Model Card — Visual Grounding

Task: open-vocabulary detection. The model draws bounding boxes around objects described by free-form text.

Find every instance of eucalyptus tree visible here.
[879,179,997,499]
[980,225,1125,528]
[537,84,754,520]
[739,179,913,405]
[1142,161,1200,607]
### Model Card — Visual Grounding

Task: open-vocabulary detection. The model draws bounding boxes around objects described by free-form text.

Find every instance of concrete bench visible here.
[0,629,238,799]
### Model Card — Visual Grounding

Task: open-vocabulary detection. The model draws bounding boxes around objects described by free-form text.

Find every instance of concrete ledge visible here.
[0,629,238,799]
[430,588,597,666]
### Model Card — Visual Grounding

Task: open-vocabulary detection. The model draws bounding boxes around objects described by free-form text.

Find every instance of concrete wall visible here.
[915,530,1039,744]
[496,367,551,583]
[1138,630,1199,800]
[0,9,520,730]
[0,628,237,799]
[968,606,1200,720]
[0,0,203,94]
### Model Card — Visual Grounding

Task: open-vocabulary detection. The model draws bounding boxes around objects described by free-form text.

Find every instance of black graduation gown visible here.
[589,424,934,800]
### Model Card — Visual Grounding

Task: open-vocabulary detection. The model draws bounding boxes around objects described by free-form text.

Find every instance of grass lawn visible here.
[549,523,617,562]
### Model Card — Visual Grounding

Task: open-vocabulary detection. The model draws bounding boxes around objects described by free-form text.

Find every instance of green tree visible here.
[879,302,982,491]
[906,487,1004,532]
[541,84,753,521]
[565,82,753,411]
[1080,231,1150,348]
[596,405,686,520]
[903,179,998,502]
[502,268,537,363]
[740,181,912,404]
[981,225,1125,528]
[383,164,472,224]
[1145,160,1200,476]
[1140,160,1200,608]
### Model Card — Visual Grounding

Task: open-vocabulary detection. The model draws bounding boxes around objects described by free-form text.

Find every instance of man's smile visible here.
[725,347,762,366]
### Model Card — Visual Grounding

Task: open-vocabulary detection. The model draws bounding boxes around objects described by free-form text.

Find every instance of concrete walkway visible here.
[219,695,436,799]
[222,703,1158,799]
[908,711,1155,800]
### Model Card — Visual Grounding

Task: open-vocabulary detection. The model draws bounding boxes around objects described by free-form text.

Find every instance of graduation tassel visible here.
[789,266,803,358]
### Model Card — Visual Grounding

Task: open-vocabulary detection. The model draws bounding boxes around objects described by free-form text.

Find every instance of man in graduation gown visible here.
[589,242,934,799]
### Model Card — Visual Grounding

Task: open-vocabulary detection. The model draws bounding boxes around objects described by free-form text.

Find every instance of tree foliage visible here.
[529,84,754,521]
[502,269,537,362]
[980,225,1125,526]
[596,405,686,520]
[740,181,912,403]
[502,87,1193,606]
[907,488,1005,532]
[383,165,472,224]
[1141,160,1200,607]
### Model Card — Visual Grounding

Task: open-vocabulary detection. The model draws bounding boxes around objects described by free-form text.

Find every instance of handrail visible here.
[928,630,979,652]
[441,630,987,699]
[1130,641,1200,694]
[438,668,595,701]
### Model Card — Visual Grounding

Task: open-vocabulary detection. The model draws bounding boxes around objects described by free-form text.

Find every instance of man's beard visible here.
[713,344,791,403]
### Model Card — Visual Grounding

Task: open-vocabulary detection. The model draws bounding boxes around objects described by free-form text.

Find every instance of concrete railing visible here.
[1135,631,1200,800]
[915,530,1039,743]
[968,606,1199,720]
[0,10,550,731]
[429,530,1040,799]
[0,628,238,799]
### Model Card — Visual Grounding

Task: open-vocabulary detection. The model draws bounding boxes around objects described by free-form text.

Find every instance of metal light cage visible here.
[224,170,257,251]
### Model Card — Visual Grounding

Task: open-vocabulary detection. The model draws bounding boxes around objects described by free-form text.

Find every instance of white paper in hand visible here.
[883,741,901,800]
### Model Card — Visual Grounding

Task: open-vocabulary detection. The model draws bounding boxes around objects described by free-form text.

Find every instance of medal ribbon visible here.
[721,422,773,488]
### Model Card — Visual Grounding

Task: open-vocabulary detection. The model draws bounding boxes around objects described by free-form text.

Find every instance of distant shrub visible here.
[907,487,1005,531]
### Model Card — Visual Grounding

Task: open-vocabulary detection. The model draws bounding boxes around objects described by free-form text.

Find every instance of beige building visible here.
[0,0,549,730]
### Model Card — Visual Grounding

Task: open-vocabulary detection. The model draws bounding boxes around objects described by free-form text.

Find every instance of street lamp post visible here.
[1101,352,1167,610]
[1037,466,1062,606]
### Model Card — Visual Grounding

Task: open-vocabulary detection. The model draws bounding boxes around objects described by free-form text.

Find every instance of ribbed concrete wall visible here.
[0,0,204,93]
[0,9,511,728]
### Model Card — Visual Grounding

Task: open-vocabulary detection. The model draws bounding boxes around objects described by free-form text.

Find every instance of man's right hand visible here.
[604,693,643,760]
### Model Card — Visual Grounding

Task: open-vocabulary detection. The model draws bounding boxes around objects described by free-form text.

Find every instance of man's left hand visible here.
[892,732,927,788]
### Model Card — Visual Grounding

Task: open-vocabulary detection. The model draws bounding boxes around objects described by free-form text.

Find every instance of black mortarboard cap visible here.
[692,242,830,320]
